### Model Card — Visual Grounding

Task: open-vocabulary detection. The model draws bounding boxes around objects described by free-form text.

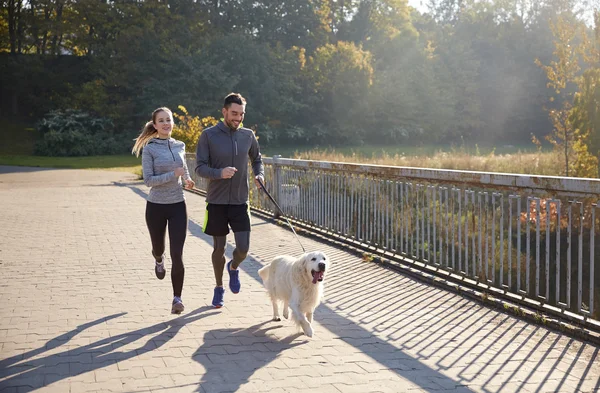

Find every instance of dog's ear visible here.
[298,253,310,268]
[292,253,309,280]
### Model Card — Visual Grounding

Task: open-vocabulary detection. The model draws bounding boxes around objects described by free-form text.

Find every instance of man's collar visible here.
[217,121,231,133]
[219,118,243,131]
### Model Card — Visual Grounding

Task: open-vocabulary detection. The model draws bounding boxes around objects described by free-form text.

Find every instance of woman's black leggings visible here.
[145,201,187,297]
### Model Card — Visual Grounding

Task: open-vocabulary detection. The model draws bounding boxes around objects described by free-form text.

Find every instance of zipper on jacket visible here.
[229,131,235,204]
[167,139,175,161]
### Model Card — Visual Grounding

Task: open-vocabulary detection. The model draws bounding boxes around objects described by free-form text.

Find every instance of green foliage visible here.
[2,0,600,163]
[34,110,128,157]
[571,12,600,175]
[301,41,374,143]
[0,123,37,155]
[535,14,598,177]
[0,54,98,120]
[572,69,600,161]
[36,110,113,136]
[249,0,332,51]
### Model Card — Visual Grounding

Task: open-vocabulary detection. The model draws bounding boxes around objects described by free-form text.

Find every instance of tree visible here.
[535,14,597,177]
[248,0,332,52]
[301,41,374,143]
[425,0,464,24]
[2,0,599,151]
[5,0,24,53]
[345,0,418,59]
[172,106,218,152]
[570,11,600,174]
[571,69,600,168]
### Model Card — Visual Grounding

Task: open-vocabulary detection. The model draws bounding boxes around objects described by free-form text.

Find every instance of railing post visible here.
[273,154,282,204]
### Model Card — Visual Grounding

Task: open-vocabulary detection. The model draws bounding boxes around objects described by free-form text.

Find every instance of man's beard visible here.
[225,119,239,130]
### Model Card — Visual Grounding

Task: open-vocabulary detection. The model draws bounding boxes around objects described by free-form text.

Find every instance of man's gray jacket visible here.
[195,121,264,205]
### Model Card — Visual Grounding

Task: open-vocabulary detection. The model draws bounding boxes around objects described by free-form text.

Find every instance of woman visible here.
[132,107,194,314]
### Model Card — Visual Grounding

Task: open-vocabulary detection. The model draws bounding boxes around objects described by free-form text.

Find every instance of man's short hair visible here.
[223,93,246,108]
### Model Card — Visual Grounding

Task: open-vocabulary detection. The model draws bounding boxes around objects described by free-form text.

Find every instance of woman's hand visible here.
[184,179,195,190]
[174,167,185,177]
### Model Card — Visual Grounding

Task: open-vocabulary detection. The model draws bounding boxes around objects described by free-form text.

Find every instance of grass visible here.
[0,122,565,177]
[0,123,142,175]
[0,146,562,177]
[0,154,142,174]
[0,123,38,155]
[261,142,539,159]
[286,147,564,176]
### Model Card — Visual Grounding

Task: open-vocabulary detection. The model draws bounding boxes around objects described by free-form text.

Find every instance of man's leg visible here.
[229,203,251,270]
[226,231,249,294]
[211,235,227,308]
[203,203,229,308]
[227,203,252,293]
[212,235,227,287]
[230,231,250,269]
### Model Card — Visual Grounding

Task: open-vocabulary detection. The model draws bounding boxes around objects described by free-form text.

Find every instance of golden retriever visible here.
[257,251,329,337]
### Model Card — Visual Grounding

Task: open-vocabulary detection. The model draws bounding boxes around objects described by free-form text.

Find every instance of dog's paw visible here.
[304,325,313,338]
[272,316,281,322]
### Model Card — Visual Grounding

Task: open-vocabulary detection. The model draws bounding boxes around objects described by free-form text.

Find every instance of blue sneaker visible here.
[212,287,224,308]
[227,261,241,294]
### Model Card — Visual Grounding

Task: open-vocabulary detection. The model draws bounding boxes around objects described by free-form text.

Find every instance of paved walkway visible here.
[0,166,598,393]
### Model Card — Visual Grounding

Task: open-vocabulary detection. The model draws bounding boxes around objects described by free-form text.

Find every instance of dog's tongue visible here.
[312,271,324,284]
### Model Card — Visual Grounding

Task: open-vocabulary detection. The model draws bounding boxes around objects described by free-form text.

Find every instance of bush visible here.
[34,110,129,156]
[172,106,218,152]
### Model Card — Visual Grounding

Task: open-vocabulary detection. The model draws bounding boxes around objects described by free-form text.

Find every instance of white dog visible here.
[257,251,329,337]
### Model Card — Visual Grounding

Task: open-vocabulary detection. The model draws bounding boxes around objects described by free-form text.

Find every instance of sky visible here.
[407,0,428,13]
[407,0,596,26]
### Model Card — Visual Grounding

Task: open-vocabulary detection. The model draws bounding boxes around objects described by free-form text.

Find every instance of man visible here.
[195,93,265,308]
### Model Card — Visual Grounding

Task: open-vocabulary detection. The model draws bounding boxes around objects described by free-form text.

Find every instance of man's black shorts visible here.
[202,203,251,236]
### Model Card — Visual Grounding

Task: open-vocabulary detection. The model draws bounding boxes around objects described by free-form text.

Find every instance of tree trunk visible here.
[41,7,51,54]
[565,134,569,177]
[8,0,17,54]
[51,1,64,55]
[30,0,41,54]
[16,0,23,53]
[212,0,220,29]
[88,25,95,55]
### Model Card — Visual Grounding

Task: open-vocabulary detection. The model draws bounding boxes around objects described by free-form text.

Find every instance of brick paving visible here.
[0,165,598,393]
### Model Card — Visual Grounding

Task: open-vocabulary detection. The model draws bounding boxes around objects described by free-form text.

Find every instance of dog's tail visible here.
[257,264,270,283]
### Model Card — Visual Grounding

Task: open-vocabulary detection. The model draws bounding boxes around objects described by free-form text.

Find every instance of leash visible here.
[256,177,306,253]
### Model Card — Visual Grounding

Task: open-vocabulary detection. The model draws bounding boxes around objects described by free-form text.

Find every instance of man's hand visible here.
[221,166,237,179]
[254,174,265,189]
[184,179,195,190]
[174,167,185,177]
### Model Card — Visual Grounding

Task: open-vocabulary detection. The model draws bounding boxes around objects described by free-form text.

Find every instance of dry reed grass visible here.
[292,148,564,176]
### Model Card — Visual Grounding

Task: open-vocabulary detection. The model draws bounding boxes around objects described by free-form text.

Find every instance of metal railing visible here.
[187,154,600,328]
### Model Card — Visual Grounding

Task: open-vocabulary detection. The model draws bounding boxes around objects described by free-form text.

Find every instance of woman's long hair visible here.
[131,107,173,157]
